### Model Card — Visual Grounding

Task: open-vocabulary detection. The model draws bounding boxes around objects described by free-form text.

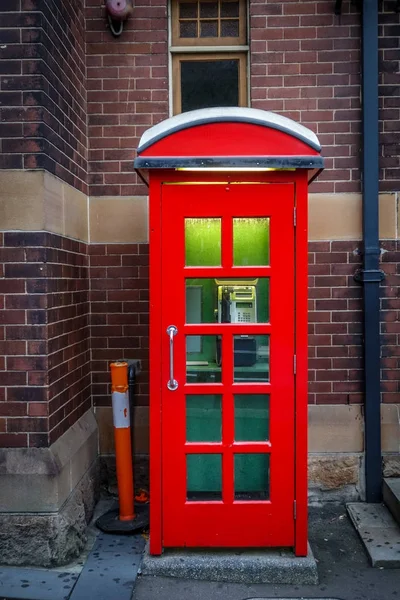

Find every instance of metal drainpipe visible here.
[357,0,384,502]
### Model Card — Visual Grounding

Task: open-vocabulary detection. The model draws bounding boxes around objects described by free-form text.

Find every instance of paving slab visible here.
[0,567,79,600]
[0,528,94,600]
[140,541,318,584]
[0,498,145,600]
[68,532,145,600]
[347,502,400,568]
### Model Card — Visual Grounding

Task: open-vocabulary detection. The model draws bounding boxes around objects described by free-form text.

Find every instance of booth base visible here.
[140,541,318,584]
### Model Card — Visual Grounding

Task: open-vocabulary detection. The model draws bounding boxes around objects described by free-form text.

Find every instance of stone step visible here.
[347,502,400,568]
[383,477,400,528]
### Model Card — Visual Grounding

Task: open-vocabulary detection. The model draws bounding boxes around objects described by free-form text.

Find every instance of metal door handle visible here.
[166,325,178,390]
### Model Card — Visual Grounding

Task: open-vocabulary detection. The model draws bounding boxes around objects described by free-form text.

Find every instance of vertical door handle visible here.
[166,325,178,390]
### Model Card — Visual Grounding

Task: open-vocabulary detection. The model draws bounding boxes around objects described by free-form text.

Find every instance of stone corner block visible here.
[308,454,362,503]
[0,460,100,567]
[0,410,99,513]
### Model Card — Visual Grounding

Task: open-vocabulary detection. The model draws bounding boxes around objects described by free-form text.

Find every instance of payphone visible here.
[216,280,257,324]
[216,280,257,367]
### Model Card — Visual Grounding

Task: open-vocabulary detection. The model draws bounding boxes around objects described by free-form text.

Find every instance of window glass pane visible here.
[186,394,222,442]
[233,334,269,382]
[180,2,198,18]
[187,454,222,501]
[186,278,269,324]
[180,20,197,37]
[185,218,221,266]
[181,60,239,112]
[234,454,269,500]
[200,20,218,37]
[200,1,218,17]
[233,218,270,266]
[186,335,222,383]
[221,1,239,17]
[221,19,239,36]
[234,394,269,441]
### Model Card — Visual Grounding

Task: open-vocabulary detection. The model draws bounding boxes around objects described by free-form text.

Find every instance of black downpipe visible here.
[360,0,384,502]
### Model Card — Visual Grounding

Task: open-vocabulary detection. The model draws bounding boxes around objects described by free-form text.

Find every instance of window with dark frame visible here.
[171,0,248,115]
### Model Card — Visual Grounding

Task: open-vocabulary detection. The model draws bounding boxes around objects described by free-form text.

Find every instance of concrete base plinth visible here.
[140,541,318,584]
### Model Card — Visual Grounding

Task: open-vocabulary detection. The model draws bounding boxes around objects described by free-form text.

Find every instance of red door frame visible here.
[149,170,309,556]
[161,183,294,548]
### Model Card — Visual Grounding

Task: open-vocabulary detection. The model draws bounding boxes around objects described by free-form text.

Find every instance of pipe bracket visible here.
[354,268,385,283]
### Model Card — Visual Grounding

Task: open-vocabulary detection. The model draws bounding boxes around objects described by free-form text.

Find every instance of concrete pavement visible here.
[133,503,400,600]
[1,503,399,600]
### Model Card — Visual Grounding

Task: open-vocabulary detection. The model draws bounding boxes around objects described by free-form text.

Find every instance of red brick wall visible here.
[0,232,90,448]
[250,0,400,194]
[1,2,399,194]
[89,243,149,409]
[379,1,400,191]
[2,234,397,449]
[46,235,91,445]
[86,239,398,412]
[85,0,168,196]
[308,239,400,406]
[0,0,87,192]
[380,240,400,404]
[308,241,363,405]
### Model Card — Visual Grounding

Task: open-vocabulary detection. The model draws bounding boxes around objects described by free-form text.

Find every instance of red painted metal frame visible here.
[160,180,295,548]
[149,169,310,556]
[294,174,309,557]
[149,174,163,555]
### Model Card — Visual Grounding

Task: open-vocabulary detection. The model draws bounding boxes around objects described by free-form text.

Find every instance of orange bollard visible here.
[110,361,135,521]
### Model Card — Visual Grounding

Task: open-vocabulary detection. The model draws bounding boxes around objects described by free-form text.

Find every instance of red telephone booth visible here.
[134,108,324,557]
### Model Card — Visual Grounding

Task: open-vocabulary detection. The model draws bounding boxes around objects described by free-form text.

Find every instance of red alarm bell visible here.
[105,0,133,36]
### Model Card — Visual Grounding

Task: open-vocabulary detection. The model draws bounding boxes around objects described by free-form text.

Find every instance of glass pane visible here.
[185,218,221,266]
[187,394,222,442]
[181,60,239,113]
[233,218,270,266]
[233,334,269,382]
[200,20,218,37]
[187,454,222,501]
[200,1,218,17]
[180,2,198,18]
[186,335,222,383]
[234,454,270,500]
[221,19,239,36]
[186,278,269,324]
[180,20,197,37]
[234,394,269,441]
[221,1,239,17]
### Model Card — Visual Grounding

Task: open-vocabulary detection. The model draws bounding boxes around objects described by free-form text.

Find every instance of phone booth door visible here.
[160,181,295,548]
